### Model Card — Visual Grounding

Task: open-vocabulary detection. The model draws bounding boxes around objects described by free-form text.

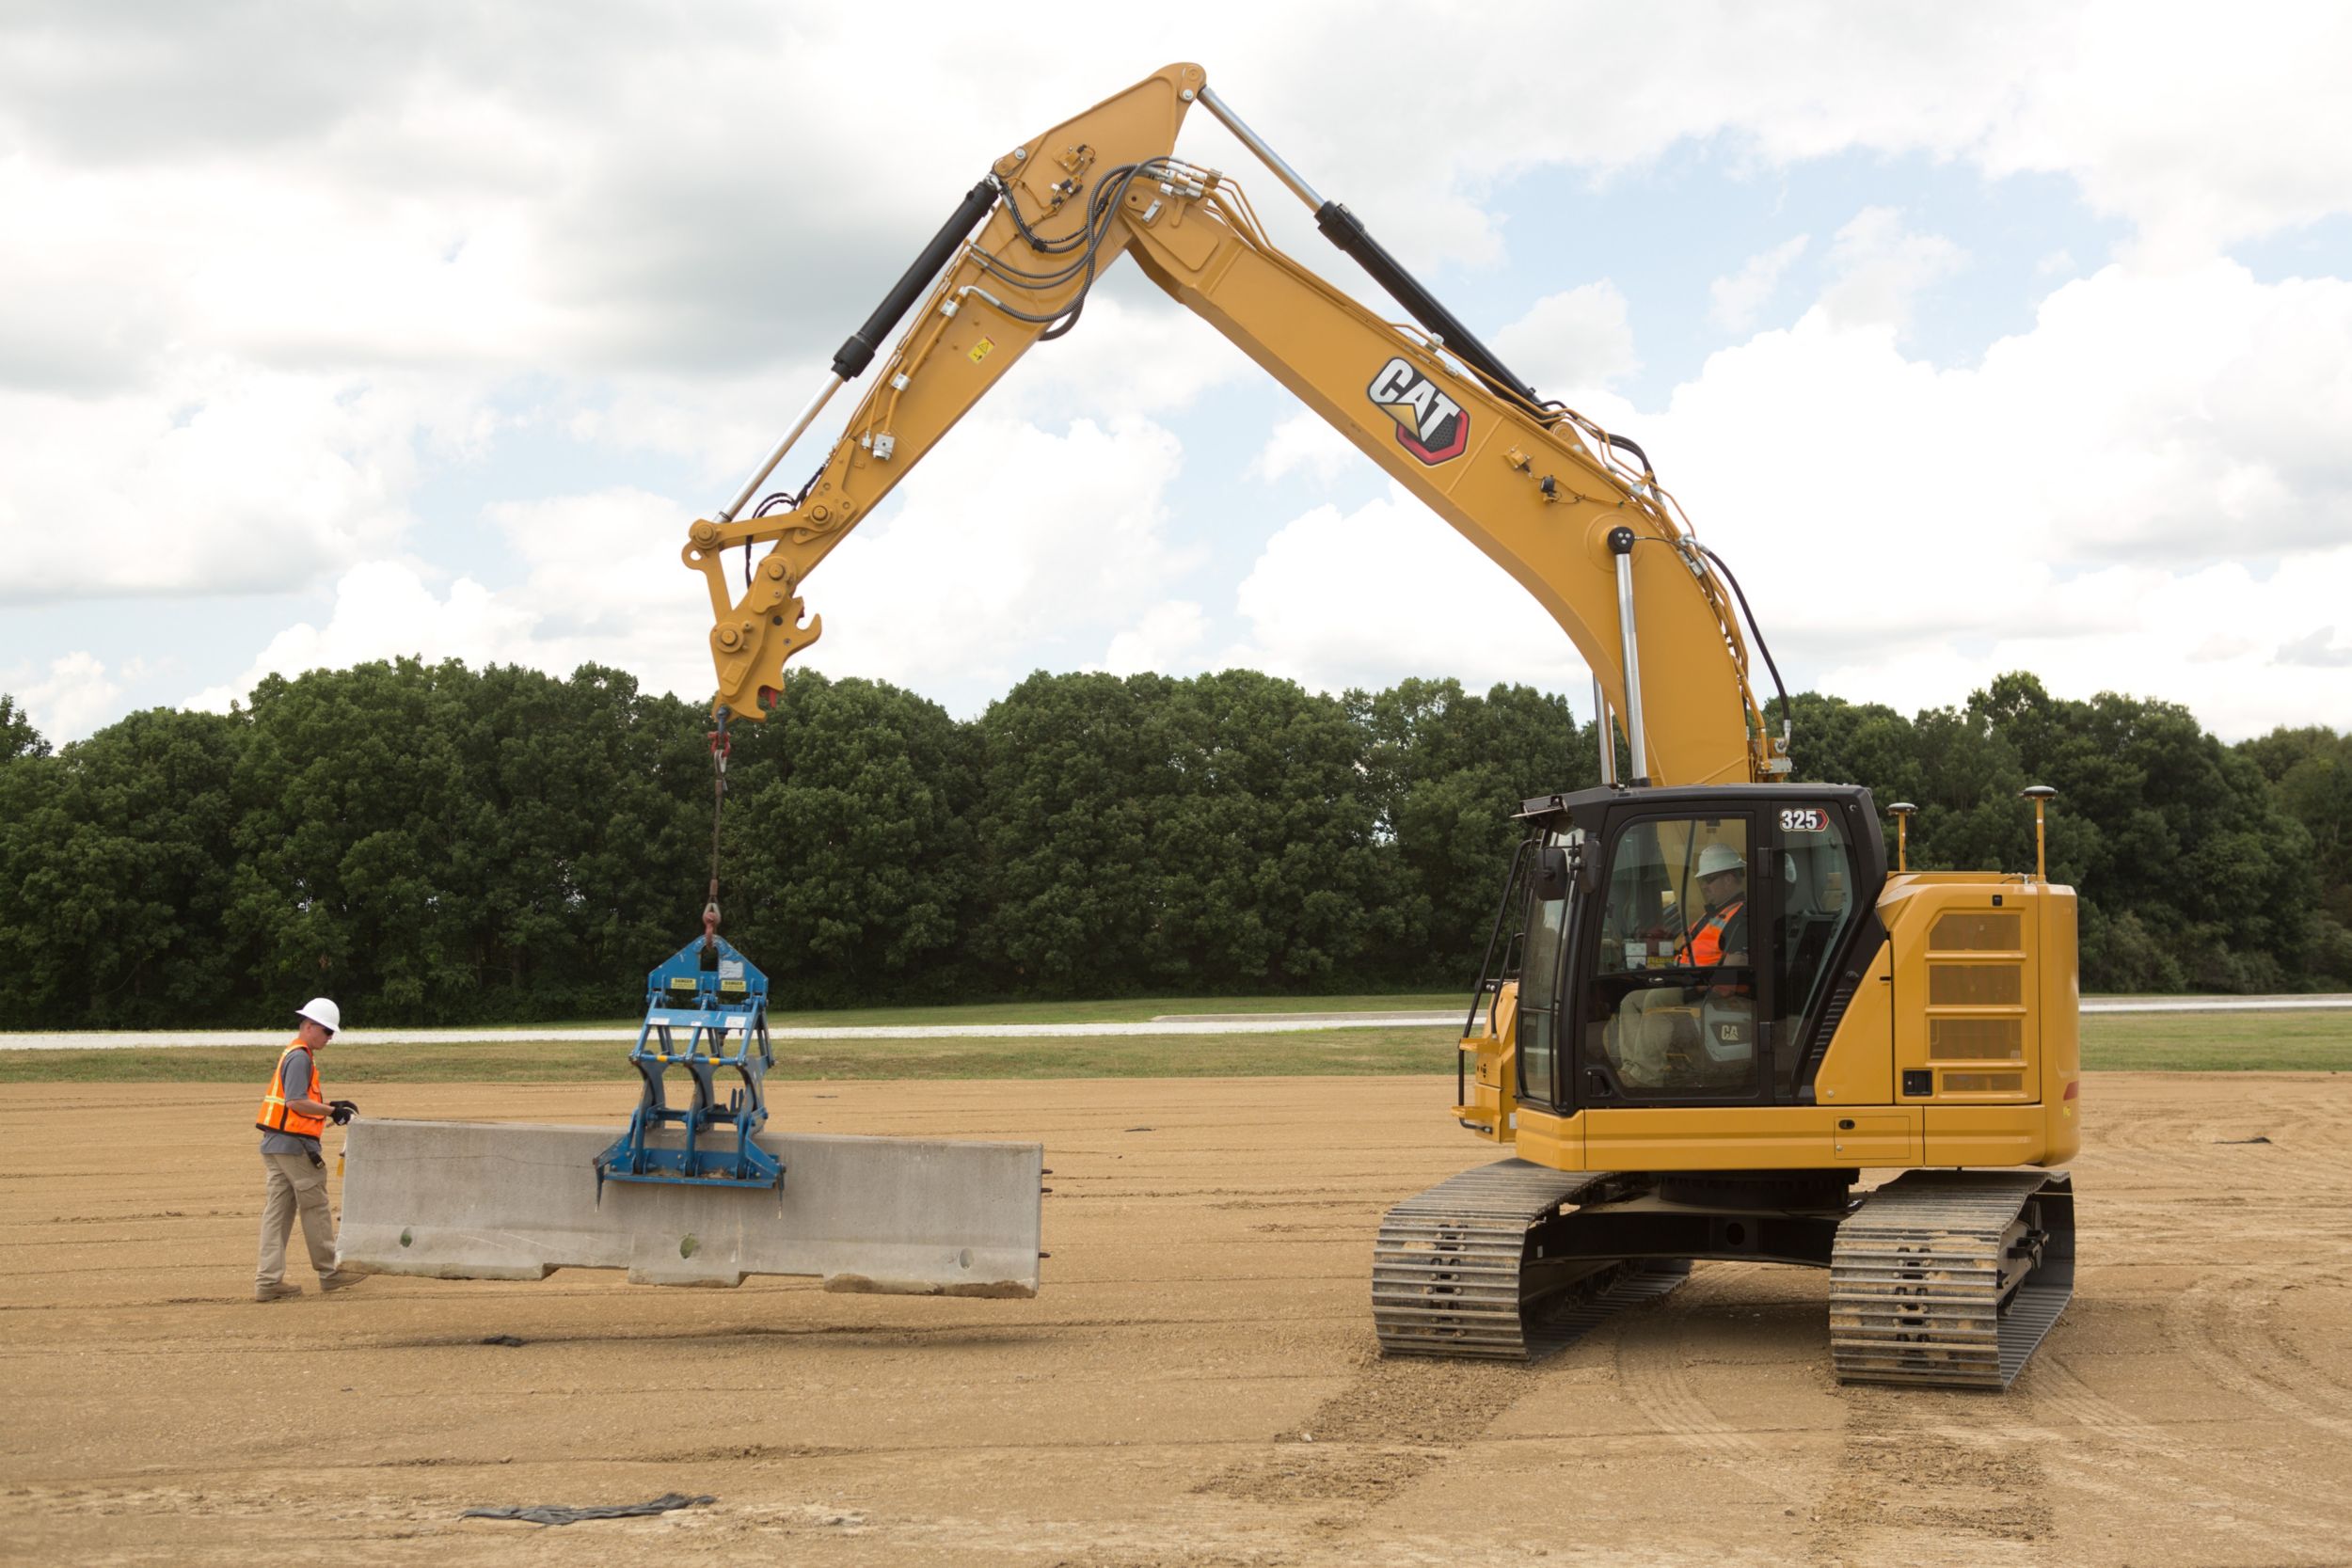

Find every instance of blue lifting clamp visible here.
[593,933,784,1196]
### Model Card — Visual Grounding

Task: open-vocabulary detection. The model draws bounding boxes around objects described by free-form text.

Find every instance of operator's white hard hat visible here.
[1697,843,1747,879]
[295,997,342,1035]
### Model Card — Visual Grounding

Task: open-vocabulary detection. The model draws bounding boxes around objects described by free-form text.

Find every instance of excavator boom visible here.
[688,63,1781,788]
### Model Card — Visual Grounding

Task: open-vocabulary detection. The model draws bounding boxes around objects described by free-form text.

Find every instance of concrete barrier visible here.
[336,1119,1041,1295]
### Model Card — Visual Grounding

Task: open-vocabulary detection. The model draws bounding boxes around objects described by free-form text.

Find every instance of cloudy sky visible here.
[5,2,2349,746]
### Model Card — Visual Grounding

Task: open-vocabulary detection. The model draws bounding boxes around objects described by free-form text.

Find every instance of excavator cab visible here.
[1498,784,1886,1117]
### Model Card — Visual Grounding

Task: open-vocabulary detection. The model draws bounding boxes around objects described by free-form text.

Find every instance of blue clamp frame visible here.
[593,934,784,1196]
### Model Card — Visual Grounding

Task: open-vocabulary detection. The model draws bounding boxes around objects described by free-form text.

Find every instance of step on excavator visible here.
[346,64,2076,1381]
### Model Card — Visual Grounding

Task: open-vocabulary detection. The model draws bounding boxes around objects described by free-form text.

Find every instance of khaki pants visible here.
[257,1149,338,1288]
[1614,988,1689,1086]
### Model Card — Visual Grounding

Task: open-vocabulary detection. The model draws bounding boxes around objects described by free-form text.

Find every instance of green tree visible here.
[972,670,1395,994]
[0,694,48,763]
[1791,673,2319,992]
[2237,725,2352,983]
[1141,669,1394,990]
[1349,678,1597,983]
[723,673,981,1007]
[0,707,244,1026]
[969,671,1164,991]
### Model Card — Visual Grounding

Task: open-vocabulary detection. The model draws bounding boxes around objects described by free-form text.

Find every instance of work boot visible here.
[255,1283,303,1302]
[319,1270,366,1293]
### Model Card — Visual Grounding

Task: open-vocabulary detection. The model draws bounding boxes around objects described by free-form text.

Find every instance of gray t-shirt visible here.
[259,1048,322,1155]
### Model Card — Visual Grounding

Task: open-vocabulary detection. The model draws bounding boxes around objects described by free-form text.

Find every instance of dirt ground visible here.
[4,1073,2348,1567]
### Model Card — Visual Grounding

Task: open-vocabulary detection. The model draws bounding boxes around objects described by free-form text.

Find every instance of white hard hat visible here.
[1697,843,1746,879]
[295,997,341,1034]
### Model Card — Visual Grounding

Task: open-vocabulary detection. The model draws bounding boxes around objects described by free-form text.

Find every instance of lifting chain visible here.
[703,706,731,948]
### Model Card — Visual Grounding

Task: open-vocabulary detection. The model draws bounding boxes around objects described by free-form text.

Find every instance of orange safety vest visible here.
[256,1040,325,1138]
[1679,898,1747,968]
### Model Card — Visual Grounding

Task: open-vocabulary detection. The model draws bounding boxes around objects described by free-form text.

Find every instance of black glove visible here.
[328,1100,358,1126]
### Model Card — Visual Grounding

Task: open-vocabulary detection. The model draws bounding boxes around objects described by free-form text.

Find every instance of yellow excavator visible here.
[688,64,2078,1389]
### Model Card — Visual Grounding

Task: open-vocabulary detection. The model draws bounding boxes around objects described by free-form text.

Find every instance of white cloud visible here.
[1819,208,1965,337]
[795,416,1199,692]
[186,415,1199,714]
[2278,626,2352,671]
[8,652,122,741]
[1494,281,1640,390]
[1633,261,2352,736]
[1814,548,2352,738]
[187,562,533,714]
[1225,484,1587,700]
[187,489,704,712]
[0,365,433,603]
[993,286,1252,421]
[1709,236,1809,333]
[1099,601,1208,676]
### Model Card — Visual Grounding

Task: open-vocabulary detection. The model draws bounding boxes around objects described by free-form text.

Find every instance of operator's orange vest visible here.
[256,1041,324,1138]
[1680,899,1746,968]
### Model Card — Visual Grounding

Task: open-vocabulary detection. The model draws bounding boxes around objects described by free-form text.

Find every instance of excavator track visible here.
[1828,1169,2075,1389]
[1374,1160,1688,1360]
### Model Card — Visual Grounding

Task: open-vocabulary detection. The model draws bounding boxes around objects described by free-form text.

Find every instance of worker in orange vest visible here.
[254,997,364,1302]
[1615,842,1753,1087]
[1678,843,1751,974]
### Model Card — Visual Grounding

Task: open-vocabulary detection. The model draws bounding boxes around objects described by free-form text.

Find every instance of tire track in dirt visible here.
[2163,1261,2352,1442]
[1610,1266,1808,1502]
[1613,1267,2058,1554]
[2100,1085,2346,1181]
[1804,1390,2052,1565]
[2025,1347,2352,1554]
[1194,1349,1534,1513]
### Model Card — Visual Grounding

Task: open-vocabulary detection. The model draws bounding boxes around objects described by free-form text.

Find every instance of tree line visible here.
[0,662,2344,1028]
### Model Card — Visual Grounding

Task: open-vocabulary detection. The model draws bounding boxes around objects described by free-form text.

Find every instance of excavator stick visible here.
[333,931,1044,1295]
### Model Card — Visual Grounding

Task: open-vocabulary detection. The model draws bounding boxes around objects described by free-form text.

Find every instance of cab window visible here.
[1583,816,1757,1096]
[1513,827,1582,1109]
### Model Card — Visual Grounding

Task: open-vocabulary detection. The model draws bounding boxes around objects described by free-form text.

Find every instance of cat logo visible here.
[1367,356,1470,465]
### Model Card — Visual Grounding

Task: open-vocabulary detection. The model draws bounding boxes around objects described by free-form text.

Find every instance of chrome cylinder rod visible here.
[1195,84,1324,212]
[1608,528,1650,785]
[717,372,847,523]
[1593,675,1617,788]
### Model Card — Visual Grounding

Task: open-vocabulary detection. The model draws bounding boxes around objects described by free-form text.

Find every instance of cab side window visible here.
[1770,803,1860,1085]
[1582,816,1756,1096]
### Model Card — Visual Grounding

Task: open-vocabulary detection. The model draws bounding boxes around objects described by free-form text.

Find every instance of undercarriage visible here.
[1374,1161,2074,1388]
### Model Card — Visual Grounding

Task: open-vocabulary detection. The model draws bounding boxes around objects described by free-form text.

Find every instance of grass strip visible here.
[0,1027,1461,1085]
[5,1010,2344,1085]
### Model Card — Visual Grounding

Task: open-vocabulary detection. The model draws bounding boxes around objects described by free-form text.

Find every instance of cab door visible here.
[1573,807,1768,1106]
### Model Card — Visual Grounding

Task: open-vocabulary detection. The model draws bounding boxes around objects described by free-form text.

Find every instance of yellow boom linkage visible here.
[686,63,1777,789]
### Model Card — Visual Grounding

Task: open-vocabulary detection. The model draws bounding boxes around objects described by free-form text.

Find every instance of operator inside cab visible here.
[1608,839,1755,1090]
[1685,844,1750,972]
